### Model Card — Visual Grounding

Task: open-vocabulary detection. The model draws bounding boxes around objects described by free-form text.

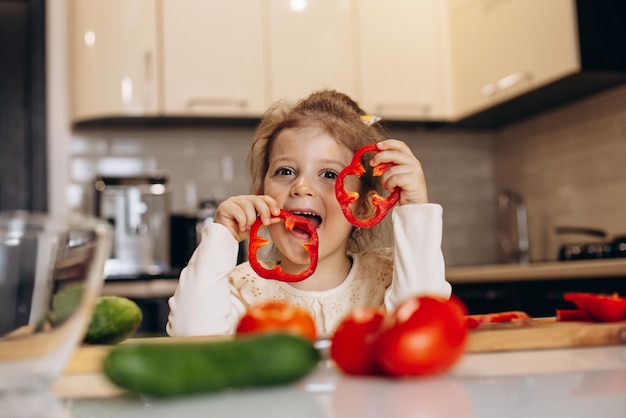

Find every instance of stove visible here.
[557,227,626,261]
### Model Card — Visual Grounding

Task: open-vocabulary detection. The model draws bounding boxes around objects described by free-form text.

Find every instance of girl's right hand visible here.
[213,195,282,242]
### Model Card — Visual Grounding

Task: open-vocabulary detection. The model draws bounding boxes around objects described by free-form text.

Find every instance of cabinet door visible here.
[161,0,267,117]
[357,0,453,121]
[448,0,579,118]
[268,0,357,102]
[70,0,159,120]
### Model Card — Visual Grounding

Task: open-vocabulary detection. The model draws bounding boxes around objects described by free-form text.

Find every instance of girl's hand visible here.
[370,139,429,205]
[213,195,282,242]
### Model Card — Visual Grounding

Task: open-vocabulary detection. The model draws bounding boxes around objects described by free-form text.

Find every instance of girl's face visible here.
[263,126,359,268]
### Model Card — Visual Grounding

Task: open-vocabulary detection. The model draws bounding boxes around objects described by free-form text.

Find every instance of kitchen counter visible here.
[447,258,626,284]
[100,259,626,297]
[9,341,621,418]
[102,278,179,299]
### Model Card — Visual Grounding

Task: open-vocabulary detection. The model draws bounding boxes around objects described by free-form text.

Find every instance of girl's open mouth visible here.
[289,211,321,239]
[291,211,322,227]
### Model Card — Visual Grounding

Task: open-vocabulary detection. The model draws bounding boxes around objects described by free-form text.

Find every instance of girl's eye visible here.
[275,167,295,176]
[321,170,338,180]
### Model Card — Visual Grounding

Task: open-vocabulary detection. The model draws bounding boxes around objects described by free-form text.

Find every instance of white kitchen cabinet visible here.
[70,0,456,123]
[447,0,579,119]
[356,0,453,121]
[267,0,358,102]
[70,0,267,121]
[160,0,267,117]
[70,0,159,120]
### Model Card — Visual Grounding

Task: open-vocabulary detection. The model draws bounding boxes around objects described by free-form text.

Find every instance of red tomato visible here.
[374,296,468,377]
[236,301,317,342]
[330,306,385,375]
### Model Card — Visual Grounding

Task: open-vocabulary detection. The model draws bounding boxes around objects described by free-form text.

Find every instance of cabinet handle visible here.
[186,97,248,109]
[374,102,431,114]
[481,71,531,97]
[496,71,531,91]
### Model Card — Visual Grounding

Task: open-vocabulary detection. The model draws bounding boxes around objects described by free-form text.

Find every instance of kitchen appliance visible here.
[556,226,626,261]
[169,198,247,271]
[95,174,171,277]
[168,199,219,271]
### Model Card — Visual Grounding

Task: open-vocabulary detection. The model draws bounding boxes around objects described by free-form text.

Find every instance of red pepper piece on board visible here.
[555,309,591,322]
[563,292,626,322]
[248,209,319,282]
[464,311,531,329]
[335,144,401,228]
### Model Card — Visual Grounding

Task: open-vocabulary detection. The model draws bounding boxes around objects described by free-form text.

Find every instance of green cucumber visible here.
[84,295,142,345]
[103,333,320,397]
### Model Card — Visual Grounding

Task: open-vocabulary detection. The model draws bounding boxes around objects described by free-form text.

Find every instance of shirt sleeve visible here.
[383,203,451,311]
[166,223,246,336]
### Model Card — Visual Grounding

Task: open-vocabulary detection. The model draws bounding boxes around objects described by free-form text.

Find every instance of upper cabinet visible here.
[160,0,267,117]
[266,0,454,121]
[448,0,578,119]
[267,0,357,102]
[70,0,626,126]
[70,0,160,120]
[447,0,626,126]
[356,0,452,121]
[70,0,453,124]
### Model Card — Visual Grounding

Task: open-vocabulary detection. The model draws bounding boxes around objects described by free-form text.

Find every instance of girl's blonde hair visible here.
[247,89,393,252]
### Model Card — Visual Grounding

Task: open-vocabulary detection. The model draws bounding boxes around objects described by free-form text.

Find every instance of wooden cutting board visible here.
[466,318,626,353]
[64,335,231,375]
[64,320,626,375]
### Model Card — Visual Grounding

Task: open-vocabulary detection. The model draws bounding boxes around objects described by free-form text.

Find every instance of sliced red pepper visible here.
[555,309,591,322]
[562,292,626,322]
[464,311,530,329]
[248,209,319,282]
[335,144,400,228]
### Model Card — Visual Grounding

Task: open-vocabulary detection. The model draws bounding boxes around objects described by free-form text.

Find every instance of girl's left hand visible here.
[370,139,429,205]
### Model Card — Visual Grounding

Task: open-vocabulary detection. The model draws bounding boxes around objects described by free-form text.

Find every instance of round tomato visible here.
[330,306,385,375]
[374,296,467,377]
[235,301,317,342]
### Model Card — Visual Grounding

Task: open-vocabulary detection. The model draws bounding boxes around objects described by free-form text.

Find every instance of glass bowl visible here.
[0,211,111,393]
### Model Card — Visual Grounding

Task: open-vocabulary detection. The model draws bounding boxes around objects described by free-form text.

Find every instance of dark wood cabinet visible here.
[453,277,626,317]
[0,0,47,211]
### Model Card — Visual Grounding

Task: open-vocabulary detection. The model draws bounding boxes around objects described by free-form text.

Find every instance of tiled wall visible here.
[71,127,254,215]
[493,85,626,262]
[70,125,497,267]
[69,84,626,267]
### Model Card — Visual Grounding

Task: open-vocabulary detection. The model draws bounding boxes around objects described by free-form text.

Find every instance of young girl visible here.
[167,89,451,337]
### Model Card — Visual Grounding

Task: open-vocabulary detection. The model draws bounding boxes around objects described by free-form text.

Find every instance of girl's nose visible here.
[290,179,316,198]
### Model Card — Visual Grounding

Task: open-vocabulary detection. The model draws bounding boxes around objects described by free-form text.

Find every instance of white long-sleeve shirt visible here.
[167,203,451,338]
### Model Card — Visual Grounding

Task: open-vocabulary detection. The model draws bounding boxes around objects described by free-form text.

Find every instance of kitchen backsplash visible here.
[68,84,626,267]
[494,84,626,263]
[70,124,497,267]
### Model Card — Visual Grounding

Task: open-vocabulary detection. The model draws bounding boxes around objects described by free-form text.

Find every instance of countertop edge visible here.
[446,259,626,283]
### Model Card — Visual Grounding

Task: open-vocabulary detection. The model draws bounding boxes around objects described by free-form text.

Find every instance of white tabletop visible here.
[5,344,623,418]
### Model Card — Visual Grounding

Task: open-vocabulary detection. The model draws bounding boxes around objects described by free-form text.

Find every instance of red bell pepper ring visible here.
[562,292,626,322]
[335,144,400,228]
[248,209,319,282]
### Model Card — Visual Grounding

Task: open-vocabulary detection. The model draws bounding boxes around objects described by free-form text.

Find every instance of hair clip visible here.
[360,115,381,126]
